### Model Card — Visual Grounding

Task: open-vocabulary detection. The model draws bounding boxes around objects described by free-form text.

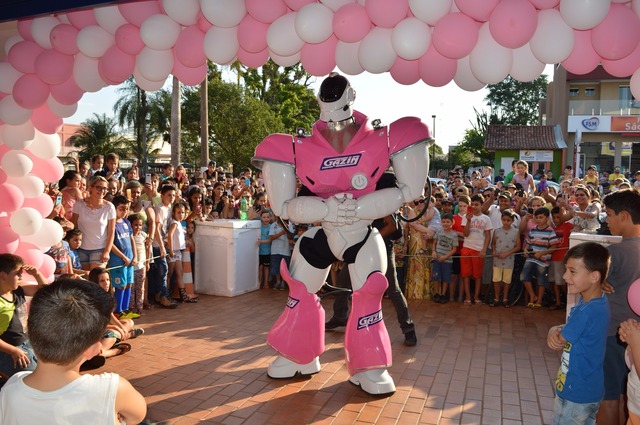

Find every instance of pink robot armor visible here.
[389,116,432,156]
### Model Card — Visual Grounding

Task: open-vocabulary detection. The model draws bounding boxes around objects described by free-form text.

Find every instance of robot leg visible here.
[267,260,324,378]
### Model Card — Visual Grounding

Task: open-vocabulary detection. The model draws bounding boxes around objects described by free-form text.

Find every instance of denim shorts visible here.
[0,340,37,377]
[520,260,549,288]
[432,260,452,284]
[270,254,289,277]
[76,248,105,266]
[552,396,600,425]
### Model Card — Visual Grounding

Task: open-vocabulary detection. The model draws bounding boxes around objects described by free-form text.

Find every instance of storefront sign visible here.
[520,150,554,162]
[601,142,632,156]
[611,116,640,132]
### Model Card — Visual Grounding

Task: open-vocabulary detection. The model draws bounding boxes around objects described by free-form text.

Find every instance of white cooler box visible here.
[194,219,261,297]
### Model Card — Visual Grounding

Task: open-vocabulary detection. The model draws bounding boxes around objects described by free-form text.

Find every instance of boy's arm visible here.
[508,235,522,256]
[620,320,640,373]
[130,235,137,265]
[153,209,167,257]
[167,223,176,256]
[547,325,566,350]
[431,237,437,259]
[21,265,47,296]
[102,218,116,264]
[115,376,147,425]
[463,215,471,237]
[480,229,490,255]
[0,339,31,368]
[442,244,457,261]
[491,230,497,254]
[110,244,130,264]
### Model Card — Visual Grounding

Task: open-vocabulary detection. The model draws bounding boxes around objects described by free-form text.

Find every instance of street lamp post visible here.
[431,115,436,174]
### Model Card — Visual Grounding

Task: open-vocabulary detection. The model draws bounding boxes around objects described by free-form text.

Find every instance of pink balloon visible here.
[15,242,44,269]
[50,24,80,55]
[175,26,207,67]
[333,4,372,43]
[40,254,56,279]
[489,0,537,49]
[13,74,50,109]
[0,226,20,254]
[0,168,6,184]
[0,183,25,212]
[66,9,98,29]
[284,0,316,10]
[99,46,135,85]
[365,0,409,29]
[390,57,420,85]
[419,46,457,87]
[21,193,54,217]
[592,4,640,61]
[455,0,500,22]
[8,40,44,74]
[197,12,213,32]
[115,23,145,56]
[561,30,600,75]
[118,1,162,27]
[35,50,74,85]
[432,13,480,59]
[602,42,640,78]
[17,19,34,41]
[31,104,63,135]
[0,144,10,160]
[171,54,207,86]
[50,76,84,105]
[628,278,640,316]
[246,0,288,24]
[238,15,269,54]
[29,155,64,182]
[237,47,269,68]
[300,35,338,76]
[529,0,560,9]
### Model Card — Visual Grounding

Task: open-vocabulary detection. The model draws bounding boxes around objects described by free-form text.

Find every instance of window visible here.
[569,88,579,97]
[619,86,637,108]
[585,88,595,97]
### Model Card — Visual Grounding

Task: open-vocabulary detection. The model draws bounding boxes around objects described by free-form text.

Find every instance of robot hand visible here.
[325,193,358,226]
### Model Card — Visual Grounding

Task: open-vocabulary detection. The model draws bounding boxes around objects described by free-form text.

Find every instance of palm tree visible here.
[70,113,130,163]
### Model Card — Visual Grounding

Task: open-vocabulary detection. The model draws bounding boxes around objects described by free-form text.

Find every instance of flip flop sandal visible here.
[113,343,132,357]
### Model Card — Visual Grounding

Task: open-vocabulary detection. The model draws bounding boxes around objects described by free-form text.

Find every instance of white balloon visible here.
[140,14,181,50]
[1,122,35,150]
[28,130,61,160]
[409,0,452,25]
[2,151,33,177]
[3,35,22,57]
[392,17,431,61]
[10,207,43,236]
[0,62,23,95]
[21,218,64,248]
[57,14,71,25]
[204,26,239,65]
[6,175,45,198]
[136,47,174,82]
[132,67,167,92]
[200,0,246,28]
[631,67,640,100]
[336,41,364,75]
[0,96,32,126]
[269,50,301,67]
[163,0,200,26]
[560,0,610,30]
[454,55,486,92]
[469,24,512,84]
[510,43,545,82]
[530,9,574,64]
[73,54,106,93]
[358,27,396,74]
[31,16,60,49]
[94,5,127,34]
[295,3,334,43]
[267,12,305,57]
[46,95,77,118]
[321,0,356,12]
[77,26,114,59]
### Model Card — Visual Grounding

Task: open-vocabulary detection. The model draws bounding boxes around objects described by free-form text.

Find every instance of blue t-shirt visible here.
[555,293,610,403]
[259,223,271,255]
[109,219,134,267]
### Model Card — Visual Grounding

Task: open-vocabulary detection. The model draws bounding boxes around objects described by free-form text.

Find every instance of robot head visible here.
[318,72,356,123]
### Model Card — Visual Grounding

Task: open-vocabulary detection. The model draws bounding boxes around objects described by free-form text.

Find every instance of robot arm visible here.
[260,161,298,219]
[391,141,430,202]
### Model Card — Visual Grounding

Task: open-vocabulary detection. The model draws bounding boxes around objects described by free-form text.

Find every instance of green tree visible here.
[453,108,501,168]
[484,75,548,125]
[70,113,130,164]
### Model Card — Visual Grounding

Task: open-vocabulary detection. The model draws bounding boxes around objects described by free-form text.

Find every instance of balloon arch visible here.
[1,0,640,281]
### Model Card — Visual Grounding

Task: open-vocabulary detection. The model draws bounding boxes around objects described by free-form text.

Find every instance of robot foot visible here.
[349,369,396,396]
[267,355,321,379]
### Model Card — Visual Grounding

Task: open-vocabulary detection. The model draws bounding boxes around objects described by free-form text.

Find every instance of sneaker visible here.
[404,331,417,347]
[278,282,287,291]
[272,283,280,291]
[325,317,347,331]
[120,310,141,319]
[130,328,145,339]
[433,294,441,303]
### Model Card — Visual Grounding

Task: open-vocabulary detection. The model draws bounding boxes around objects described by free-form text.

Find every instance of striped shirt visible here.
[525,225,559,266]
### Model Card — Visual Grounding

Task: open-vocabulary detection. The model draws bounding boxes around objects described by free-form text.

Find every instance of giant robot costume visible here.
[252,73,432,395]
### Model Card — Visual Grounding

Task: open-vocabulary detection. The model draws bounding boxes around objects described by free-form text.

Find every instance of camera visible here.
[517,190,525,197]
[527,208,534,214]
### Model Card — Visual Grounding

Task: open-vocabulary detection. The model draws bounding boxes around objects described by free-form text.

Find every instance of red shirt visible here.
[551,221,574,262]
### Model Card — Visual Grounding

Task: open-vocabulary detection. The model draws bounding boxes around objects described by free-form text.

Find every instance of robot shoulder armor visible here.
[388,116,433,155]
[252,133,295,169]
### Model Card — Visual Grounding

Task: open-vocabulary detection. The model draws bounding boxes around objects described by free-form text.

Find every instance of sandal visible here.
[179,288,199,303]
[530,303,542,309]
[112,343,132,357]
[463,300,472,305]
[474,299,483,305]
[159,296,178,309]
[502,299,510,308]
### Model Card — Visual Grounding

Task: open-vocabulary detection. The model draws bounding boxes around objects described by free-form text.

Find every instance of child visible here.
[269,216,291,291]
[167,202,198,303]
[547,242,610,425]
[46,217,73,278]
[257,210,272,289]
[550,206,573,311]
[431,213,458,303]
[619,319,640,425]
[108,195,138,319]
[128,213,150,315]
[521,207,559,308]
[491,210,521,307]
[64,229,87,277]
[185,220,196,268]
[58,170,84,221]
[461,194,493,304]
[0,277,147,424]
[0,254,47,379]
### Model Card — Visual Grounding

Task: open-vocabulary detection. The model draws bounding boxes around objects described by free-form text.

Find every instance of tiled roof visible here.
[485,124,567,151]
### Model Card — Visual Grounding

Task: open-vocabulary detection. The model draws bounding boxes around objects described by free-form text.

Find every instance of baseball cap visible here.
[208,160,215,166]
[505,183,516,189]
[441,198,454,205]
[498,192,512,200]
[587,165,597,170]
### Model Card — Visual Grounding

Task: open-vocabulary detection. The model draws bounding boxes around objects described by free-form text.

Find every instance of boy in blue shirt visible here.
[547,242,611,425]
[109,195,137,319]
[257,210,272,289]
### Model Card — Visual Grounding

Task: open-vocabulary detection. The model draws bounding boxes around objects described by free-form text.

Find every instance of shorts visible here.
[492,267,514,284]
[110,266,133,289]
[103,330,122,343]
[519,261,549,289]
[551,261,566,286]
[77,248,105,266]
[167,250,182,263]
[603,335,629,400]
[452,255,461,275]
[432,260,452,284]
[460,247,484,279]
[270,254,290,277]
[259,255,270,267]
[552,396,599,425]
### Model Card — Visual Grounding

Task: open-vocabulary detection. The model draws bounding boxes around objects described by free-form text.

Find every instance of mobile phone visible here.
[196,204,202,212]
[517,190,525,197]
[55,195,63,206]
[145,173,152,183]
[527,208,534,214]
[126,188,132,200]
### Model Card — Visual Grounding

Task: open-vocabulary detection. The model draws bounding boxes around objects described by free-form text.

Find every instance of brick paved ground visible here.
[101,289,565,425]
